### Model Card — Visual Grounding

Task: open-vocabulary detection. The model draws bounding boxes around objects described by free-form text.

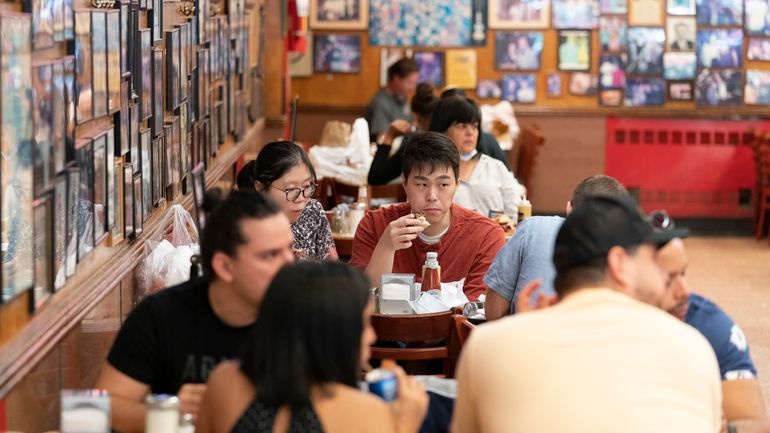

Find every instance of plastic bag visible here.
[480,101,520,151]
[309,117,372,185]
[139,204,199,297]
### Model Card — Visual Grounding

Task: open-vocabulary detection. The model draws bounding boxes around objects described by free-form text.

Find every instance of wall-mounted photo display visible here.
[249,67,263,123]
[667,16,696,51]
[129,100,140,175]
[695,68,742,105]
[477,79,502,98]
[624,78,666,105]
[669,0,696,14]
[163,123,173,192]
[746,0,770,34]
[198,48,210,117]
[74,10,93,125]
[210,102,219,154]
[133,174,143,238]
[123,163,134,240]
[501,74,537,103]
[599,53,627,89]
[600,89,624,106]
[745,69,770,104]
[553,0,599,29]
[153,47,164,136]
[696,0,742,26]
[495,32,543,70]
[668,81,694,100]
[62,0,73,40]
[140,128,152,221]
[178,101,190,180]
[106,10,121,114]
[26,0,54,49]
[75,138,94,261]
[313,34,361,73]
[414,51,445,87]
[151,135,164,206]
[629,0,664,25]
[91,11,108,118]
[309,0,368,29]
[52,61,66,175]
[369,0,486,46]
[379,47,412,86]
[53,175,66,291]
[488,0,550,29]
[32,61,54,198]
[120,2,129,77]
[171,116,182,192]
[663,51,697,79]
[747,38,770,60]
[105,129,115,234]
[290,30,313,77]
[199,118,210,169]
[627,27,665,75]
[92,132,108,245]
[62,56,76,163]
[166,29,181,110]
[115,80,129,157]
[0,12,34,303]
[569,72,599,95]
[177,23,189,101]
[140,28,152,121]
[546,72,562,96]
[128,2,139,94]
[696,29,743,68]
[112,153,124,246]
[198,0,209,43]
[235,90,246,141]
[209,17,220,81]
[557,30,591,71]
[65,166,79,277]
[152,0,163,42]
[601,0,628,13]
[51,0,63,43]
[32,194,53,310]
[216,100,226,144]
[599,15,627,52]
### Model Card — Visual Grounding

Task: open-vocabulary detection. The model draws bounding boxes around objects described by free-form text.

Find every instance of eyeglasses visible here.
[271,183,317,201]
[648,209,674,231]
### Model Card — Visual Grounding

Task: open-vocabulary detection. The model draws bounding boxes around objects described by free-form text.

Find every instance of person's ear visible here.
[565,200,573,215]
[211,252,235,283]
[254,181,266,192]
[605,246,632,294]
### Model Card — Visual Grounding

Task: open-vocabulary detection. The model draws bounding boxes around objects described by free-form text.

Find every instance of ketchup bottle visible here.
[421,252,442,291]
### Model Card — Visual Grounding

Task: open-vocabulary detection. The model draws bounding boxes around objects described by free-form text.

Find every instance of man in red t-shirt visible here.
[350,132,505,300]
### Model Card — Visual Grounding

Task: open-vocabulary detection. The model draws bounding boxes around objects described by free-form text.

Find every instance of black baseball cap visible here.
[553,195,689,272]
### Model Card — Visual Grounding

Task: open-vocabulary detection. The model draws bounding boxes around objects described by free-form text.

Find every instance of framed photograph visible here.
[63,56,76,159]
[476,79,502,98]
[191,163,206,232]
[600,89,624,106]
[152,47,164,136]
[27,0,54,49]
[209,17,220,81]
[747,38,770,60]
[140,28,152,121]
[151,135,164,205]
[53,175,67,290]
[697,0,742,26]
[178,101,190,179]
[557,30,591,71]
[413,51,445,87]
[601,0,627,13]
[63,0,73,40]
[65,166,79,277]
[32,62,53,198]
[123,163,134,240]
[210,103,219,154]
[290,31,313,77]
[75,139,94,261]
[140,128,152,221]
[667,17,696,51]
[198,48,210,117]
[177,23,189,101]
[495,32,543,70]
[129,101,140,175]
[120,2,129,76]
[489,0,550,29]
[91,11,108,118]
[32,195,53,310]
[92,132,108,245]
[669,0,696,14]
[111,158,124,245]
[664,52,697,80]
[1,13,35,302]
[695,68,742,106]
[546,73,562,97]
[216,101,226,144]
[629,0,664,25]
[569,72,599,95]
[369,0,486,46]
[313,34,361,73]
[600,15,627,52]
[624,78,666,105]
[553,0,599,28]
[166,29,181,110]
[599,54,626,89]
[133,174,143,238]
[198,0,209,43]
[51,61,66,175]
[163,123,173,190]
[128,2,139,92]
[151,0,163,42]
[745,69,770,104]
[172,116,182,189]
[668,81,694,100]
[105,129,115,233]
[114,80,129,157]
[106,10,121,114]
[746,0,770,35]
[501,74,537,103]
[51,0,64,43]
[74,10,93,124]
[627,27,665,75]
[697,29,743,68]
[310,0,367,29]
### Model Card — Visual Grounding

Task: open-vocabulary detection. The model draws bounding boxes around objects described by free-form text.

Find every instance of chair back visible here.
[453,314,476,347]
[513,124,545,198]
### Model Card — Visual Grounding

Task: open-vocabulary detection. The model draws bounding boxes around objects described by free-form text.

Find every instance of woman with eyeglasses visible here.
[429,96,526,220]
[237,141,337,261]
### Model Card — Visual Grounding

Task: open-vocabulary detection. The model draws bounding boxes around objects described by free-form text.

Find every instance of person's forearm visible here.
[365,241,395,287]
[485,289,512,321]
[111,396,148,433]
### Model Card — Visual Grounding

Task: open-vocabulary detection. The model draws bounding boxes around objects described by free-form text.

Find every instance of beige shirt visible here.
[452,288,722,433]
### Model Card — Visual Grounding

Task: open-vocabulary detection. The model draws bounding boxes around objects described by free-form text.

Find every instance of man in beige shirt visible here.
[452,195,722,433]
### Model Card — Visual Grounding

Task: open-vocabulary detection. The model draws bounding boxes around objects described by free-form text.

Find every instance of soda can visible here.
[366,368,398,402]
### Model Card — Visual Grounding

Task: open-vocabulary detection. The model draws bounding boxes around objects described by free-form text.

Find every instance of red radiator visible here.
[605,118,767,218]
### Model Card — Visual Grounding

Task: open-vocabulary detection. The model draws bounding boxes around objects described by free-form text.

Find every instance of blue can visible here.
[366,368,398,402]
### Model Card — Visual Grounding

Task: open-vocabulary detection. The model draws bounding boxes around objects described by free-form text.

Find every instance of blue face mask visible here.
[459,149,478,161]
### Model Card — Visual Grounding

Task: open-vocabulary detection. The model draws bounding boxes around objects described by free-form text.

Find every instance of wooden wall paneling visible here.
[5,345,60,432]
[263,0,286,125]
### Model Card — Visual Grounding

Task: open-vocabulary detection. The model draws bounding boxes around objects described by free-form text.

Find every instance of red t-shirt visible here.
[350,202,505,301]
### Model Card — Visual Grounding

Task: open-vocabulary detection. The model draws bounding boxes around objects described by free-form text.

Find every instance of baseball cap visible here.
[553,195,689,272]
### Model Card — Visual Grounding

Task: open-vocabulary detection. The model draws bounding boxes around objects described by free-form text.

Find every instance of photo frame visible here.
[414,51,445,87]
[179,23,190,102]
[495,32,543,70]
[624,78,666,106]
[74,10,93,125]
[178,101,190,179]
[747,38,770,60]
[696,0,742,26]
[601,0,627,13]
[32,61,54,198]
[198,48,210,117]
[153,47,164,136]
[290,31,313,77]
[75,139,94,261]
[667,16,696,51]
[600,89,624,106]
[120,2,129,76]
[105,129,115,233]
[546,72,562,97]
[172,115,182,190]
[92,132,108,245]
[166,29,181,110]
[27,0,55,49]
[668,0,696,14]
[191,162,206,232]
[599,53,626,89]
[51,0,64,43]
[91,10,108,118]
[51,61,66,175]
[369,0,486,46]
[695,68,742,106]
[111,158,124,245]
[163,123,174,191]
[745,69,770,105]
[569,72,599,95]
[63,0,73,40]
[216,100,226,144]
[133,174,143,238]
[123,163,135,240]
[53,175,67,291]
[152,0,163,42]
[663,52,697,80]
[599,15,627,52]
[629,0,664,25]
[129,101,140,175]
[63,56,76,160]
[746,0,770,35]
[668,81,694,100]
[151,135,164,206]
[65,166,79,277]
[140,128,152,221]
[128,2,139,93]
[557,30,591,71]
[697,29,743,68]
[489,0,550,29]
[210,102,219,154]
[501,74,537,103]
[553,0,599,28]
[114,80,130,157]
[477,79,502,99]
[313,34,361,73]
[627,27,665,75]
[140,28,152,121]
[106,10,121,114]
[310,0,368,29]
[32,194,53,310]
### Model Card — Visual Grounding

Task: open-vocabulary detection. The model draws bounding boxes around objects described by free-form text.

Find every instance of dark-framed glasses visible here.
[648,209,674,231]
[271,182,317,201]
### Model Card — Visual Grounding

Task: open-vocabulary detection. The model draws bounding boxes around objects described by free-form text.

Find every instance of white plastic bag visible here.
[139,205,199,297]
[308,117,372,185]
[480,101,520,151]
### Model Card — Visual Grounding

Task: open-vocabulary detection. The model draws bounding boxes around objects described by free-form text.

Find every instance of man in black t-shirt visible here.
[95,190,295,433]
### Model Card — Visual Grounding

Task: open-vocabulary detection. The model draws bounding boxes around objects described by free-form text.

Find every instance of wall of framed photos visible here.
[291,0,770,112]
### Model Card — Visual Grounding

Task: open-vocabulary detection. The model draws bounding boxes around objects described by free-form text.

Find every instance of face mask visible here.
[459,149,478,161]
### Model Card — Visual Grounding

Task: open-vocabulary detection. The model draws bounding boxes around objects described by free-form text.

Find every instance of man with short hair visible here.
[95,190,295,433]
[453,195,722,433]
[350,132,505,300]
[365,58,419,138]
[484,175,627,319]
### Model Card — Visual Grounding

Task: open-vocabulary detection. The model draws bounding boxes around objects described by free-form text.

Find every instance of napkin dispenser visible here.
[379,274,416,315]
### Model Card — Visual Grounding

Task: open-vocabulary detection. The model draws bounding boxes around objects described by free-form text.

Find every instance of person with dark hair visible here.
[237,141,336,261]
[440,87,509,166]
[95,189,295,433]
[350,132,505,300]
[196,261,429,433]
[454,195,722,433]
[429,96,525,220]
[485,175,628,319]
[365,58,419,137]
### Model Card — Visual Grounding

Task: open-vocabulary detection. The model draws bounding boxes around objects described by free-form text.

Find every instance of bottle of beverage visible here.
[420,252,442,291]
[518,197,532,225]
[348,186,369,235]
[145,394,180,433]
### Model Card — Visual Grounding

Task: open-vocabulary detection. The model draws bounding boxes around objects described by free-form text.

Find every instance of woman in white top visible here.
[429,96,525,219]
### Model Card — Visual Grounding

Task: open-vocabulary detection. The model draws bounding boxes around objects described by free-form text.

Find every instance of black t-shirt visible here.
[107,278,254,394]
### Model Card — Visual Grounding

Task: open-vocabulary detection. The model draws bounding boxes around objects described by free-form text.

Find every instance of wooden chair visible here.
[453,314,476,347]
[509,124,545,199]
[370,311,457,377]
